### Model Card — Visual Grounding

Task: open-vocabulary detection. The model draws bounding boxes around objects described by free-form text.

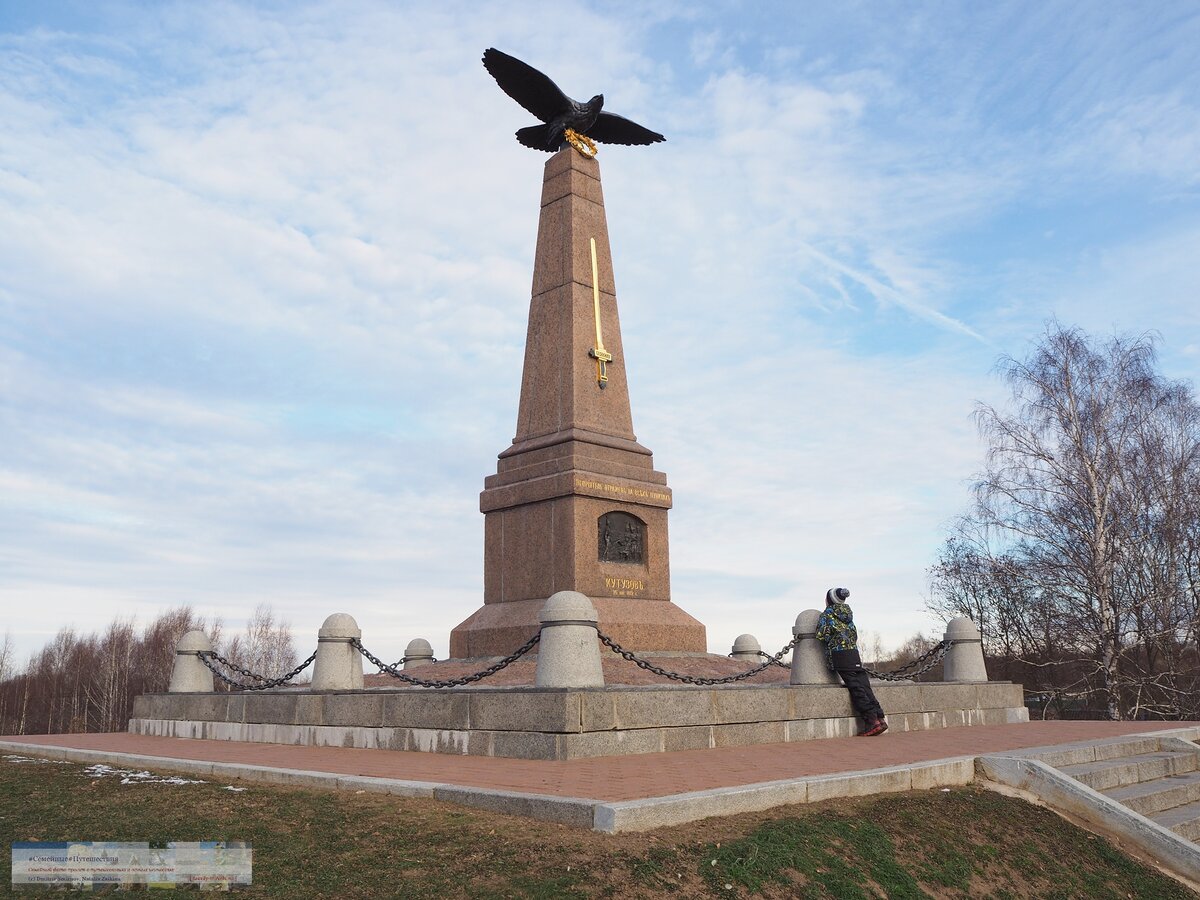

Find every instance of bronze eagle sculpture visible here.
[483,48,665,152]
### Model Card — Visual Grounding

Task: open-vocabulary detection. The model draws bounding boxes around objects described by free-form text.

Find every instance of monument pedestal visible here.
[131,681,1030,760]
[450,147,705,657]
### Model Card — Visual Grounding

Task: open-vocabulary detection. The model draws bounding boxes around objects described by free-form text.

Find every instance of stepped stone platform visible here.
[5,722,1198,839]
[129,675,1027,761]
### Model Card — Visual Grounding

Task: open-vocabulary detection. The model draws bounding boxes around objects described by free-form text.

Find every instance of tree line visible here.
[0,604,296,736]
[929,323,1200,721]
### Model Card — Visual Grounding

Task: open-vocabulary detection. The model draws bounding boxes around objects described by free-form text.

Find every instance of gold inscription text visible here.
[575,478,670,504]
[604,576,646,597]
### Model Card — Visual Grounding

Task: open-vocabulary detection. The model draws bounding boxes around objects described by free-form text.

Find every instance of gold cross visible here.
[588,237,612,389]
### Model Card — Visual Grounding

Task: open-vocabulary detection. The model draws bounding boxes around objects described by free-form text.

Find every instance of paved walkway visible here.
[3,721,1194,803]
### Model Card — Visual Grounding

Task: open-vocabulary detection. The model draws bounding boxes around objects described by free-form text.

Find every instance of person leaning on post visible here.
[816,587,888,736]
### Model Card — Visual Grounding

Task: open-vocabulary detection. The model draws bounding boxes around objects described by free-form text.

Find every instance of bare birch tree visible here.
[0,605,240,734]
[218,603,298,683]
[930,323,1200,720]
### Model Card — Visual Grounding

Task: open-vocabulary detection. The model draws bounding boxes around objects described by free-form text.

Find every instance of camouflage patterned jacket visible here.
[815,601,858,665]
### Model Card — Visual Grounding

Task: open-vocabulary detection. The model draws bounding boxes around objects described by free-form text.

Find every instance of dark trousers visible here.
[830,649,885,722]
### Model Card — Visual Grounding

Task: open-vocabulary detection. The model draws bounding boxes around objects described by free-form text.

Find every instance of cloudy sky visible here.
[2,1,1198,667]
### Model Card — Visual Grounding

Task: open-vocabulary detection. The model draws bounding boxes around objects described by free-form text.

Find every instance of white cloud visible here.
[1083,94,1200,186]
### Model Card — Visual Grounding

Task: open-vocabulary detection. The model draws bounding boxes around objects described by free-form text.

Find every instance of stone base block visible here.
[131,680,1026,761]
[448,596,707,658]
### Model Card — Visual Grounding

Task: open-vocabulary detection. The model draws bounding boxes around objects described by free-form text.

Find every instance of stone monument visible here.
[129,50,1028,765]
[449,147,706,657]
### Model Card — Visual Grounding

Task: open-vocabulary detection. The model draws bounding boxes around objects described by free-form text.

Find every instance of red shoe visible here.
[864,720,889,737]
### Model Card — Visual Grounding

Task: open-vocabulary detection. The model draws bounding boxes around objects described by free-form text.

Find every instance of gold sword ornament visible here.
[587,237,613,389]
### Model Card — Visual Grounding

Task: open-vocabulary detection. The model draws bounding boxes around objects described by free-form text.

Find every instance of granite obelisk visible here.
[450,148,706,657]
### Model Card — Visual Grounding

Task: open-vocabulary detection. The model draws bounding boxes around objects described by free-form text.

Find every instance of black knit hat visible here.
[825,587,850,606]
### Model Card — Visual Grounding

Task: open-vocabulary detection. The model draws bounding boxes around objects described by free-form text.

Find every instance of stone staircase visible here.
[1053,736,1200,843]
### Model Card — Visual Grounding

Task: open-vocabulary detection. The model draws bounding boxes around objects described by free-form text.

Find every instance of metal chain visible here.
[192,634,950,691]
[758,650,791,669]
[391,655,437,669]
[863,640,949,682]
[596,630,798,685]
[200,650,270,682]
[195,650,317,691]
[351,633,540,688]
[726,650,792,670]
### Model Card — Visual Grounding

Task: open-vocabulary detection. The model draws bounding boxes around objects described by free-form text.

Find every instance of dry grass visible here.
[1,754,1194,898]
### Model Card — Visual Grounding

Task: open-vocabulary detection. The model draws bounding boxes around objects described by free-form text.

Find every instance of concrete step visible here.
[1149,798,1200,842]
[1020,736,1164,768]
[1057,750,1200,791]
[1103,769,1200,815]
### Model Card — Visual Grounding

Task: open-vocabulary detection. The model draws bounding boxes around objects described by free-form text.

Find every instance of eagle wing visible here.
[585,111,665,146]
[483,48,571,124]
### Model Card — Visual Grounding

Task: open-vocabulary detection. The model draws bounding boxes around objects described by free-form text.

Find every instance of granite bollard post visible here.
[943,617,988,682]
[790,610,839,685]
[730,634,762,662]
[535,591,605,688]
[311,613,364,690]
[403,638,435,669]
[168,630,215,693]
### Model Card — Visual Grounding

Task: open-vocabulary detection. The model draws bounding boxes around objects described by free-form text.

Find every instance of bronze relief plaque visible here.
[598,511,645,564]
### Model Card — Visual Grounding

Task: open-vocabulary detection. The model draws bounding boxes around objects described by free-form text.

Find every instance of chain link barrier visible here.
[391,655,437,669]
[195,650,317,691]
[745,640,957,682]
[351,633,540,688]
[192,631,952,691]
[726,650,791,670]
[863,640,949,682]
[596,630,799,685]
[757,650,791,670]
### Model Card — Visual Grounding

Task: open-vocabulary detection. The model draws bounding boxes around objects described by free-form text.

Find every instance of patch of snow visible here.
[222,785,247,792]
[79,763,205,785]
[3,754,71,764]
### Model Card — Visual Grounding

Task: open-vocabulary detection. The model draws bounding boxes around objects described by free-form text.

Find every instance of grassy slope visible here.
[1,755,1195,899]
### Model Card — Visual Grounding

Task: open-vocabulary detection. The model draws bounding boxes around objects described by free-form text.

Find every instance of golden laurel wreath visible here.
[563,128,598,158]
